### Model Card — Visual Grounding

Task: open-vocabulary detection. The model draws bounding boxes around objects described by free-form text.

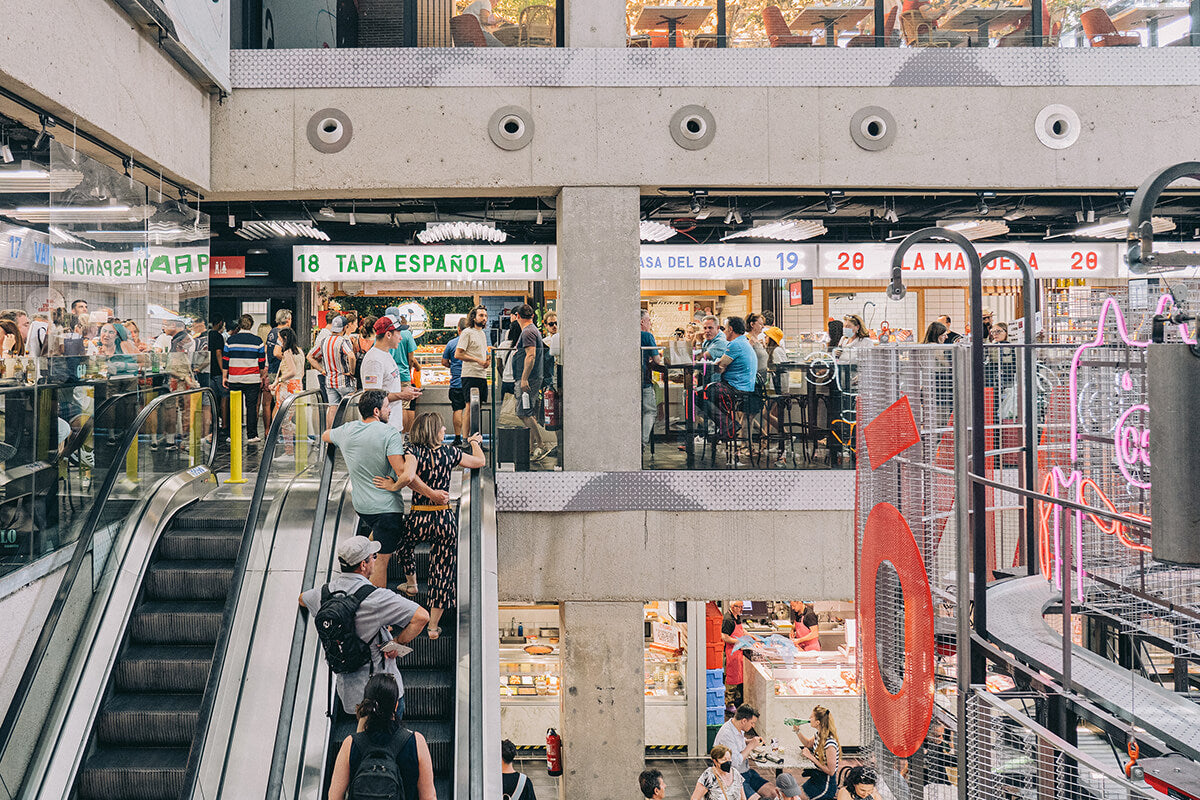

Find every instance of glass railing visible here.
[0,387,216,799]
[0,362,210,581]
[187,388,330,800]
[642,344,857,470]
[488,347,561,472]
[245,0,562,48]
[625,0,1194,47]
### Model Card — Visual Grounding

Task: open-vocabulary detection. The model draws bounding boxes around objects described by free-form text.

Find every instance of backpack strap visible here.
[352,583,380,674]
[387,726,415,760]
[514,773,528,798]
[321,584,332,604]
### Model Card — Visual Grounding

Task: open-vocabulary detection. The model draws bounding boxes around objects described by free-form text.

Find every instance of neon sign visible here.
[1040,295,1191,597]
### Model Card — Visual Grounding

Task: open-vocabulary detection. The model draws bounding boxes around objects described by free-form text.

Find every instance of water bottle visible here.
[521,390,531,411]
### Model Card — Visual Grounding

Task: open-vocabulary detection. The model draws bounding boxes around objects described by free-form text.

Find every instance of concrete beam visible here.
[1,0,212,190]
[497,509,855,602]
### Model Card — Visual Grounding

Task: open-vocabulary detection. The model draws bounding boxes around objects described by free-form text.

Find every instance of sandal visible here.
[399,581,418,597]
[427,626,441,640]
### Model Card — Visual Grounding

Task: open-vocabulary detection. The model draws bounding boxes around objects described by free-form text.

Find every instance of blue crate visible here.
[706,669,724,689]
[706,707,726,726]
[706,686,725,707]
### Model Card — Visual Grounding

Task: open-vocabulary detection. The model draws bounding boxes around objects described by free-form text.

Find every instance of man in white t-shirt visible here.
[463,0,512,45]
[714,704,778,800]
[361,315,421,434]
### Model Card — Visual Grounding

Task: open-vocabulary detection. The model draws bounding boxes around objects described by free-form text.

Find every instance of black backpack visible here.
[315,584,377,674]
[349,728,414,800]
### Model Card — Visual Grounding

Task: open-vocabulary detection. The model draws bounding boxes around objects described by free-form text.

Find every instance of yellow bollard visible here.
[189,393,201,467]
[296,396,308,473]
[125,429,139,483]
[227,390,246,483]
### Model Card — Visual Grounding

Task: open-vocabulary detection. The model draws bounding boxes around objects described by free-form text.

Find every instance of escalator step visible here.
[76,746,187,800]
[158,530,242,561]
[388,543,434,581]
[404,720,452,775]
[113,645,213,692]
[128,600,225,644]
[400,670,454,720]
[95,693,199,746]
[144,560,234,600]
[434,776,452,798]
[171,502,251,529]
[404,628,456,668]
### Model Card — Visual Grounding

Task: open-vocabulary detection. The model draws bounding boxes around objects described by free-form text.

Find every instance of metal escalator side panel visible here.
[20,469,216,800]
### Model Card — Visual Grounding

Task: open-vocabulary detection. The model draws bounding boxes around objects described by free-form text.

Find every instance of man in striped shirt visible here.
[308,315,357,426]
[222,314,267,443]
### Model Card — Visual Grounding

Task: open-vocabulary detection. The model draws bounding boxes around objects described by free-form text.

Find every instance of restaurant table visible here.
[938,5,1029,44]
[790,6,873,46]
[634,5,714,47]
[1109,3,1189,45]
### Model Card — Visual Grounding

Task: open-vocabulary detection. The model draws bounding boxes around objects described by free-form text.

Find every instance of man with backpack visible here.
[501,738,536,800]
[299,535,430,716]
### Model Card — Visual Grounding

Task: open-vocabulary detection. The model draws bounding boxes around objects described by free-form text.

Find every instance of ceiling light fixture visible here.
[235,220,330,241]
[724,209,734,225]
[7,203,153,224]
[733,209,742,224]
[640,220,677,242]
[1073,215,1174,239]
[32,118,49,149]
[0,162,84,193]
[938,219,1010,241]
[721,219,827,242]
[416,221,508,244]
[0,145,12,164]
[826,192,841,215]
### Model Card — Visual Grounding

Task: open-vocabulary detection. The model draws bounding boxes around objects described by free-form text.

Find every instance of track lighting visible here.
[0,144,12,164]
[733,210,742,224]
[724,209,734,225]
[826,193,838,215]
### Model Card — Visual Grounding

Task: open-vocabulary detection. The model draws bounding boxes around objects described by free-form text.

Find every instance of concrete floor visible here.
[513,757,813,800]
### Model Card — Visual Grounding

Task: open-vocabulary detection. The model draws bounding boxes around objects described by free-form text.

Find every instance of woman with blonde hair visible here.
[374,411,485,639]
[690,744,747,800]
[793,705,840,799]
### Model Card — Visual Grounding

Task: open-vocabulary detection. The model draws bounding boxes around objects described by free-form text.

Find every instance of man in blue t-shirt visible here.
[442,317,468,447]
[385,306,420,432]
[717,316,757,393]
[640,310,662,447]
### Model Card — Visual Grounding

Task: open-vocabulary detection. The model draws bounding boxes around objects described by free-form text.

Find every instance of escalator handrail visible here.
[181,387,326,799]
[0,387,218,765]
[468,390,485,800]
[265,391,362,799]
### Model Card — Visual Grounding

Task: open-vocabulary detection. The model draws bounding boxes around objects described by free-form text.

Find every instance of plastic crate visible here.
[707,707,726,726]
[707,724,723,749]
[706,686,725,707]
[706,642,724,670]
[706,669,724,689]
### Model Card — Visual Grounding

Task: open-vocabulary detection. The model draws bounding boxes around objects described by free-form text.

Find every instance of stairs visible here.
[74,500,250,800]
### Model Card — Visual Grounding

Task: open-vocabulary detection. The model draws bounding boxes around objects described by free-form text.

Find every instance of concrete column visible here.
[556,187,642,470]
[559,601,645,799]
[564,0,628,46]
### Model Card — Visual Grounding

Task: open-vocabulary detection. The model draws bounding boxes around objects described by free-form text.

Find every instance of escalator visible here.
[74,498,250,799]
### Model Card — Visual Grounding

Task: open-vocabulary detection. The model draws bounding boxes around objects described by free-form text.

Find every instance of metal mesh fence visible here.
[966,690,1159,800]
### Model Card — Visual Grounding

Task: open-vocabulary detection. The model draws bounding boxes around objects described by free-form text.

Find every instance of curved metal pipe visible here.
[978,249,1039,578]
[1127,161,1200,274]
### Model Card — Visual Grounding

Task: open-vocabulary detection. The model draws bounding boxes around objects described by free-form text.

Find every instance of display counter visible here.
[644,603,690,747]
[742,651,861,749]
[499,644,561,746]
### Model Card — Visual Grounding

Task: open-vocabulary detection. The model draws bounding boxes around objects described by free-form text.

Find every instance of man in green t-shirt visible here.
[386,307,419,432]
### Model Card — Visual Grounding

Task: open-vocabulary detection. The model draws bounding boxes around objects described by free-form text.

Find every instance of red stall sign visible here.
[211,256,246,278]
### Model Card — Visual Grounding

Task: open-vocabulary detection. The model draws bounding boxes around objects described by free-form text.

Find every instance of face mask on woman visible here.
[718,760,732,773]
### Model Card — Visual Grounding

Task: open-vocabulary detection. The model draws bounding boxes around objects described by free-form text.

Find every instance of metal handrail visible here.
[0,387,217,769]
[467,390,485,800]
[265,391,361,799]
[182,387,325,798]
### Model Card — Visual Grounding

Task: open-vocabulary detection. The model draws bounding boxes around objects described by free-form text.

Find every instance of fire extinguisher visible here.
[546,728,562,776]
[543,386,558,430]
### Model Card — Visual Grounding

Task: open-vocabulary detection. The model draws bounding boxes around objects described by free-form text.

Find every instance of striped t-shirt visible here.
[223,331,265,385]
[318,333,355,391]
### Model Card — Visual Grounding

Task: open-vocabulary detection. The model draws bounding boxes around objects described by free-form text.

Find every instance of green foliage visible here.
[332,296,476,346]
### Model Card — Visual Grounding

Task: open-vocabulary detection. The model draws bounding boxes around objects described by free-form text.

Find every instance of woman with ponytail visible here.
[792,705,840,800]
[328,674,437,800]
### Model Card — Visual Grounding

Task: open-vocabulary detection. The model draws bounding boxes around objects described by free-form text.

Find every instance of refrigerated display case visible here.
[742,651,861,748]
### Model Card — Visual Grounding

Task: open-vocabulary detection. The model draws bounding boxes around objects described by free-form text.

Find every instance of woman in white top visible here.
[745,313,769,380]
[269,328,305,450]
[793,705,841,800]
[690,745,747,800]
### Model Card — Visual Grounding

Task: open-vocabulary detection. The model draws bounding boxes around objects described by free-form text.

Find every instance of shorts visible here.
[448,385,467,411]
[325,384,352,404]
[515,388,542,419]
[742,769,768,795]
[461,376,488,404]
[356,511,404,555]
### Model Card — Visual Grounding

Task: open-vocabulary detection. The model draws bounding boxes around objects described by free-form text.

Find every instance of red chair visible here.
[1080,8,1140,46]
[649,29,686,47]
[764,5,812,46]
[450,13,488,46]
[846,5,898,46]
[998,4,1059,46]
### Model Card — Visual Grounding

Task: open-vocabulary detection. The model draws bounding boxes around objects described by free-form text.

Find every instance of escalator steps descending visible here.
[75,500,250,800]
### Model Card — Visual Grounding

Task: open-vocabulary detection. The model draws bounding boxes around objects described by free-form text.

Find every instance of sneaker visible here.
[694,435,707,448]
[246,436,261,444]
[452,436,463,447]
[530,445,549,462]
